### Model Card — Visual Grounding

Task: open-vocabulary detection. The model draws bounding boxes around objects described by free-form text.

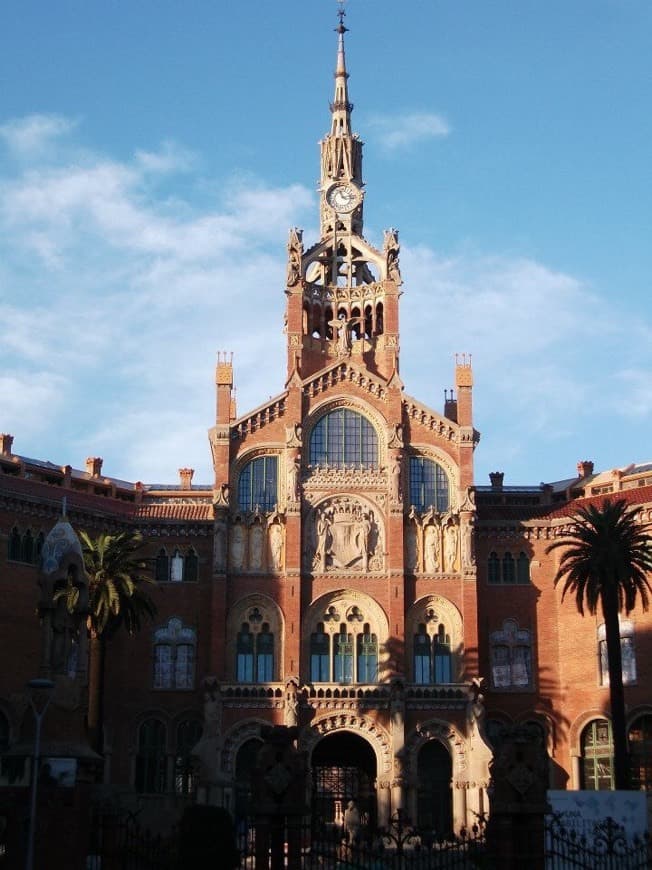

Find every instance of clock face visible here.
[327,183,359,213]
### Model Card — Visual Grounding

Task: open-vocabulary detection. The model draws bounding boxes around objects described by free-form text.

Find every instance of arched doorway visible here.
[417,740,452,835]
[312,732,377,830]
[234,738,263,819]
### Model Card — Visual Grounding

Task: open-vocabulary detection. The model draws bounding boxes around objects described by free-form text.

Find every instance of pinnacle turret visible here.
[330,11,353,137]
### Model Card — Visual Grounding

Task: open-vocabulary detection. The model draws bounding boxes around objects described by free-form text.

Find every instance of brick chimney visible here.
[0,434,14,455]
[179,468,194,489]
[86,457,103,478]
[576,460,594,479]
[489,471,504,490]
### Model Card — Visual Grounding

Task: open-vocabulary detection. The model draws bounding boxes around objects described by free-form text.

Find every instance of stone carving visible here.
[384,228,401,284]
[304,466,387,490]
[285,424,303,448]
[214,482,230,508]
[387,423,404,448]
[249,522,264,571]
[405,522,418,572]
[329,314,355,357]
[424,523,441,573]
[229,523,245,570]
[192,677,223,782]
[213,520,227,572]
[308,498,383,572]
[462,516,476,569]
[268,521,283,571]
[286,228,303,287]
[284,678,299,727]
[444,520,459,572]
[287,456,301,501]
[390,456,402,503]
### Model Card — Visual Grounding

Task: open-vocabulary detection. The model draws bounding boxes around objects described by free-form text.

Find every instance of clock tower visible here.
[284,11,402,384]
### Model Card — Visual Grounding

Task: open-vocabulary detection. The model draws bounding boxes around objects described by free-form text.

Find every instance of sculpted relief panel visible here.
[306,496,384,573]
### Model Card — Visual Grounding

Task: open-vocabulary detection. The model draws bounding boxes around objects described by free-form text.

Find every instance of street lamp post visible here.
[25,678,54,870]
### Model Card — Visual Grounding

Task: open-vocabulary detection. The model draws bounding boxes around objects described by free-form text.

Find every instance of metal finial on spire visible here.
[337,1,347,30]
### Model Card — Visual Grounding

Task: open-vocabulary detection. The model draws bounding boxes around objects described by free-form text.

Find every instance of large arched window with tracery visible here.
[409,457,450,512]
[238,456,278,512]
[307,599,384,685]
[309,409,378,468]
[228,598,283,683]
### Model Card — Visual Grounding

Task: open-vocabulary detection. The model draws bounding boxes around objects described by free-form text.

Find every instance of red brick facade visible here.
[1,22,651,834]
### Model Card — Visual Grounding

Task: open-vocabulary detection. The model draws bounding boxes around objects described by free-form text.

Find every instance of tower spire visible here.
[331,6,352,137]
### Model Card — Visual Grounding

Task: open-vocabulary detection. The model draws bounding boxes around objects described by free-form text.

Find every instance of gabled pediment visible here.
[302,359,390,403]
[402,394,460,443]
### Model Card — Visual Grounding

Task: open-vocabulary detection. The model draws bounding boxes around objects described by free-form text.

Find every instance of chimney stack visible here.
[0,434,14,455]
[179,468,194,489]
[576,460,594,479]
[86,457,103,478]
[489,471,504,491]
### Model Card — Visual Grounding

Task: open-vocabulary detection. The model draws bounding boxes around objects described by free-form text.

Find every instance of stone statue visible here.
[354,507,372,572]
[287,456,300,501]
[445,522,458,571]
[286,228,303,287]
[391,457,402,502]
[229,524,245,570]
[249,523,264,570]
[269,522,283,571]
[384,228,401,284]
[329,315,354,356]
[315,509,331,572]
[213,521,226,572]
[462,518,475,569]
[424,524,439,573]
[284,679,299,727]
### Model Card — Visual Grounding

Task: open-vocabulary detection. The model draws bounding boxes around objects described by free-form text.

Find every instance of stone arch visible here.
[221,718,269,781]
[303,589,390,683]
[300,712,393,777]
[227,594,285,681]
[569,708,611,757]
[404,719,468,789]
[406,595,464,682]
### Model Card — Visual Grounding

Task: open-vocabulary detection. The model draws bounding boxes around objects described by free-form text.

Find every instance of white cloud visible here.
[0,114,77,158]
[1,114,650,485]
[366,111,451,152]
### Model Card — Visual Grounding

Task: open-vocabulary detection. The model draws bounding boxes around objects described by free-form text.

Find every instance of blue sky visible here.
[1,1,651,486]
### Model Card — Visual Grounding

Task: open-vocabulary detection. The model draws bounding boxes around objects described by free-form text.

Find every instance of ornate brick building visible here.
[1,17,651,835]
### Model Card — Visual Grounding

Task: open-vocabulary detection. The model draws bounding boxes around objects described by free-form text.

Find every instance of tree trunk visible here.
[601,587,629,789]
[87,631,106,762]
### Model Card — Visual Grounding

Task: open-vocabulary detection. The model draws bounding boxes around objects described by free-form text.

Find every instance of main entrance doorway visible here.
[416,739,452,835]
[311,732,377,831]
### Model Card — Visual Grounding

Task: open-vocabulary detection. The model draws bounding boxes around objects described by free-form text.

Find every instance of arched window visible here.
[135,719,167,793]
[153,618,196,690]
[256,624,274,682]
[333,625,354,684]
[488,552,500,584]
[174,719,202,795]
[21,530,34,564]
[357,624,378,683]
[629,714,652,792]
[236,616,275,683]
[184,549,198,582]
[598,620,636,686]
[155,549,169,583]
[309,410,378,469]
[8,527,22,561]
[517,552,530,584]
[238,456,278,512]
[310,624,330,682]
[581,719,614,790]
[409,457,450,512]
[434,624,452,683]
[170,549,184,582]
[502,553,515,584]
[236,624,254,682]
[490,619,532,690]
[414,624,431,684]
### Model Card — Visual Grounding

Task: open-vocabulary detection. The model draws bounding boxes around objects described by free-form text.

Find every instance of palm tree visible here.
[80,530,157,757]
[547,498,652,789]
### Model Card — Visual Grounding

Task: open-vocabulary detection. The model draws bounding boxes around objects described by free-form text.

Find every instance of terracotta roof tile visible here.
[132,504,213,521]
